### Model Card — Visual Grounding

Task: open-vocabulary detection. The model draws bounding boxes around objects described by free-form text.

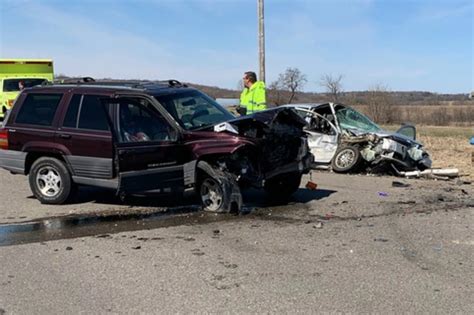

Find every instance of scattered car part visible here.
[400,168,459,179]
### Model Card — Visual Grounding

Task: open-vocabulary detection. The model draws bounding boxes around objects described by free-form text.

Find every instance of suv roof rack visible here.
[51,77,188,89]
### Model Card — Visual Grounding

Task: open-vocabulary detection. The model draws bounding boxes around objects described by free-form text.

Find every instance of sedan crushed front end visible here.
[283,103,432,175]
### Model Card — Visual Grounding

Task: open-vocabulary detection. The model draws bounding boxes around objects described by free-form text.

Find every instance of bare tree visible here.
[272,67,307,104]
[366,84,399,124]
[267,80,287,106]
[319,74,343,102]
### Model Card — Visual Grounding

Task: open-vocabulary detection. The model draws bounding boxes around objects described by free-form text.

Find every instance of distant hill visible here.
[55,75,471,106]
[185,82,471,106]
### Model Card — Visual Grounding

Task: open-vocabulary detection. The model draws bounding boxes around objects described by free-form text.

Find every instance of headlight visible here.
[407,147,423,161]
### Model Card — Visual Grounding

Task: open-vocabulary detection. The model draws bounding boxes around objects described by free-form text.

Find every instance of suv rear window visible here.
[15,94,62,126]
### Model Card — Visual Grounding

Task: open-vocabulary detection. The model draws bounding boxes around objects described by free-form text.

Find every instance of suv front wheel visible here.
[29,157,74,204]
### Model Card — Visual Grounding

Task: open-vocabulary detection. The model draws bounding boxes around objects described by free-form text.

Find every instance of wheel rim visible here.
[36,166,62,197]
[200,178,223,211]
[335,149,355,168]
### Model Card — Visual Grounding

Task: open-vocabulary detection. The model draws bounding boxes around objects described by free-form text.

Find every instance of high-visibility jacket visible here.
[240,81,267,114]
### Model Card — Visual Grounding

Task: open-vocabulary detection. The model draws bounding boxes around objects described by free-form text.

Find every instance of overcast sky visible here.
[1,0,472,93]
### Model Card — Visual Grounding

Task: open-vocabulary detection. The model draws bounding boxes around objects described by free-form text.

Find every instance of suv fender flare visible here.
[23,143,73,175]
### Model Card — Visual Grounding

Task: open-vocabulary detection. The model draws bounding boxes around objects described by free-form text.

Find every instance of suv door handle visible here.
[59,134,71,139]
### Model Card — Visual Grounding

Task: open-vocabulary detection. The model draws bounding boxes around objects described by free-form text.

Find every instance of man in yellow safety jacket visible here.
[238,71,267,115]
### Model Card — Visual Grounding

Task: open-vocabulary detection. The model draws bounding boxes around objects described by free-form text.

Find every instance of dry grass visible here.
[383,125,474,180]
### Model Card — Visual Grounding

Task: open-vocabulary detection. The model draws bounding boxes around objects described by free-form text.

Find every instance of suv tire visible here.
[29,157,74,204]
[197,162,241,213]
[264,172,302,201]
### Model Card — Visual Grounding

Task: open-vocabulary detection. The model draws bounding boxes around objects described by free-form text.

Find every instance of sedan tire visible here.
[331,145,363,173]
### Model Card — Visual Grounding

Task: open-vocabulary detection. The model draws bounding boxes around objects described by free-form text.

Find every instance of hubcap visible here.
[36,166,62,197]
[200,178,223,211]
[336,149,355,168]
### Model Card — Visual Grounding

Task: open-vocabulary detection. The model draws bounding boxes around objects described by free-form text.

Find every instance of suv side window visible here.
[63,94,110,131]
[119,101,176,143]
[15,93,62,126]
[63,94,81,128]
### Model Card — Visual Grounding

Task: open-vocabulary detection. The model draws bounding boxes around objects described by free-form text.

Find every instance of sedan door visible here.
[296,107,339,164]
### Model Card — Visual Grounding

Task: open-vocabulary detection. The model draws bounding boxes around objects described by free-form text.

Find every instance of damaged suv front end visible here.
[284,103,431,174]
[153,88,313,211]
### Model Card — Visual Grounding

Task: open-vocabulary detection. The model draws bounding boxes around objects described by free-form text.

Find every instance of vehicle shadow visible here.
[30,185,337,210]
[242,187,337,208]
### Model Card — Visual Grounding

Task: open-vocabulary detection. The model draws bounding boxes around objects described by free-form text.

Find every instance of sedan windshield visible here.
[154,90,235,130]
[336,106,381,133]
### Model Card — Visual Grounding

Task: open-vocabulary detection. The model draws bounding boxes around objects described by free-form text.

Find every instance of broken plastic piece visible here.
[401,168,459,178]
[392,181,410,188]
[378,192,388,197]
[306,181,318,190]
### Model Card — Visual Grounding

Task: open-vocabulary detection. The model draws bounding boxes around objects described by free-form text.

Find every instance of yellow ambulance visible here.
[0,59,54,119]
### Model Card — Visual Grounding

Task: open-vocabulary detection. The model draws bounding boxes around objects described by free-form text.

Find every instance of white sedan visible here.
[283,103,432,174]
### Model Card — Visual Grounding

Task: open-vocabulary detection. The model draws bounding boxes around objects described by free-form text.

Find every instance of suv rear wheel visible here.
[28,157,74,204]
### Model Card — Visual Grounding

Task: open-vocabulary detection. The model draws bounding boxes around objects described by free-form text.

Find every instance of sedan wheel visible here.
[331,145,362,173]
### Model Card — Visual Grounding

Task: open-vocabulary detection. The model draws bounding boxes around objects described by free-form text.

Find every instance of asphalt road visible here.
[0,169,472,313]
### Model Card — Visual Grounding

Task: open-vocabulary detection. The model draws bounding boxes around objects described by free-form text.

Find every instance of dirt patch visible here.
[420,135,473,181]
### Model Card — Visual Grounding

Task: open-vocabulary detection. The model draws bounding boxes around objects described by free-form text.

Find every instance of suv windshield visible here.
[336,106,381,133]
[3,78,47,92]
[154,90,235,130]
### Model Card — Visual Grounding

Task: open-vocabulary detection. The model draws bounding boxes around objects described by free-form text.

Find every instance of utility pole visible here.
[258,0,265,83]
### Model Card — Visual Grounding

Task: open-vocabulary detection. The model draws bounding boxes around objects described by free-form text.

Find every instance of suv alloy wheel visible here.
[28,157,74,204]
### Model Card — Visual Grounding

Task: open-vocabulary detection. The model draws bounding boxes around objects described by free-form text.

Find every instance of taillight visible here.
[7,99,14,108]
[0,129,8,150]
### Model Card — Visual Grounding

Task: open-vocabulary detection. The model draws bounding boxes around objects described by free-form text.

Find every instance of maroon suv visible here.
[0,80,312,212]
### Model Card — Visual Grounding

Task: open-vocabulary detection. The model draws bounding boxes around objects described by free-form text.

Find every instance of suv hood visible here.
[208,108,309,172]
[213,107,307,136]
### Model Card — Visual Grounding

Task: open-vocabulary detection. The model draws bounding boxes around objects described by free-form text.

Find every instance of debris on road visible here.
[378,192,389,197]
[305,181,318,190]
[400,168,459,179]
[313,222,323,229]
[374,237,389,242]
[392,181,410,188]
